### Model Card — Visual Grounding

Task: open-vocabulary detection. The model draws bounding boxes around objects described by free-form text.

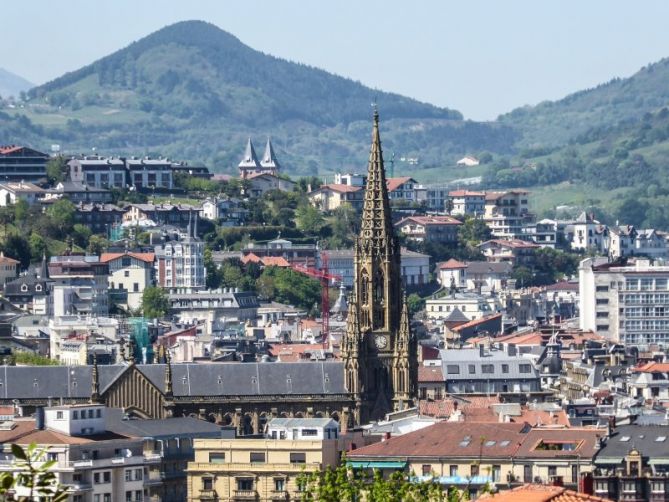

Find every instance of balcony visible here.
[233,489,258,500]
[269,490,288,501]
[198,489,217,501]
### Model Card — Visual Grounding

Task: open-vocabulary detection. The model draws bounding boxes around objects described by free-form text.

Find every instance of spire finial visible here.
[90,353,101,404]
[164,349,173,399]
[372,100,379,124]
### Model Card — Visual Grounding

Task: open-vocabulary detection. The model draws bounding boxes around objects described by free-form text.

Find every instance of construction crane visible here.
[291,251,342,348]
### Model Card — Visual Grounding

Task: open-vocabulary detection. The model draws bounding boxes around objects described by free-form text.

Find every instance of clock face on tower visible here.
[374,335,388,350]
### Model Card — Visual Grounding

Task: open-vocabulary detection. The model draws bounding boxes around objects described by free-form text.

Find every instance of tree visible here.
[295,204,325,234]
[296,463,473,502]
[407,293,424,317]
[87,235,109,255]
[28,233,47,262]
[46,199,75,238]
[0,443,68,501]
[45,156,67,184]
[256,267,320,312]
[142,286,169,319]
[72,224,92,248]
[1,234,31,268]
[328,204,359,248]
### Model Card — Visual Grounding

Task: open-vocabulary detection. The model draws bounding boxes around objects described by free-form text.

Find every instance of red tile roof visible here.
[452,313,503,333]
[479,484,613,502]
[418,365,443,383]
[449,190,485,197]
[100,252,155,264]
[397,216,462,227]
[385,177,415,192]
[260,256,291,267]
[514,428,604,459]
[480,239,540,249]
[241,253,262,264]
[0,145,24,155]
[419,396,501,419]
[348,421,528,458]
[635,362,669,373]
[438,258,468,270]
[318,183,363,193]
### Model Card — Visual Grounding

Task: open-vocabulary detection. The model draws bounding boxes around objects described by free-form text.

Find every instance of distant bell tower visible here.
[341,109,418,421]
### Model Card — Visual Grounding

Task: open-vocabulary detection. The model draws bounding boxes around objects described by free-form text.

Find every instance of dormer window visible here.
[21,284,28,292]
[35,285,42,292]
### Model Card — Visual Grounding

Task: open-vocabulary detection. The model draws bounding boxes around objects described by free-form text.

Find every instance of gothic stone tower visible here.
[341,110,418,422]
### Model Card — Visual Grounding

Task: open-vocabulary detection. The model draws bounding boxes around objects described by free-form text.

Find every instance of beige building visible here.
[308,183,364,211]
[0,252,19,286]
[187,418,341,502]
[101,252,155,311]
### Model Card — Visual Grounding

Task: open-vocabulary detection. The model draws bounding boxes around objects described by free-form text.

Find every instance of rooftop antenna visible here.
[390,151,395,178]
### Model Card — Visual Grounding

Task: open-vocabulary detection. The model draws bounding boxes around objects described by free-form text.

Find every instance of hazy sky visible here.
[4,0,669,120]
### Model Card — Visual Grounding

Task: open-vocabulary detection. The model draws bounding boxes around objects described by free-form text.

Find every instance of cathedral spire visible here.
[360,109,395,250]
[260,137,280,174]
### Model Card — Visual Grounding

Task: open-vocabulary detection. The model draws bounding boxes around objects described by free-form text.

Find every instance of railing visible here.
[233,489,257,499]
[188,462,321,471]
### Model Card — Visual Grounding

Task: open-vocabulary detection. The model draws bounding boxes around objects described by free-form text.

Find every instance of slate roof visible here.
[595,425,669,463]
[108,416,224,438]
[439,348,539,381]
[260,138,281,170]
[0,362,347,400]
[238,138,261,169]
[465,261,513,275]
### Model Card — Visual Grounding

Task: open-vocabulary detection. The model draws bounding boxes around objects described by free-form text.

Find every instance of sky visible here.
[3,0,669,120]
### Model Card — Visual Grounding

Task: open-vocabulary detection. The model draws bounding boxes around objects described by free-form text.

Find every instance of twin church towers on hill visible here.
[342,109,418,420]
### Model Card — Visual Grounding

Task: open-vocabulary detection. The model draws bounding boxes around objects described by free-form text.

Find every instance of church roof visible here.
[0,362,348,400]
[260,138,281,170]
[238,138,261,170]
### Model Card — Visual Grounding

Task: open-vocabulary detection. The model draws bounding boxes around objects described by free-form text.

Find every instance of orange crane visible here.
[291,252,342,348]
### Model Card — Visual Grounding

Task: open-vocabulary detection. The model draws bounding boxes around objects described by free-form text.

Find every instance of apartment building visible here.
[483,190,533,239]
[347,422,603,496]
[187,418,341,502]
[308,184,364,211]
[0,145,49,182]
[395,215,462,243]
[0,404,155,502]
[100,252,155,311]
[449,190,485,216]
[327,248,429,288]
[579,257,669,347]
[49,255,109,317]
[154,229,205,292]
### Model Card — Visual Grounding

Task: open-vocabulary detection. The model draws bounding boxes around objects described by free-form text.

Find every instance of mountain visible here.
[0,20,514,174]
[499,58,669,149]
[0,68,34,99]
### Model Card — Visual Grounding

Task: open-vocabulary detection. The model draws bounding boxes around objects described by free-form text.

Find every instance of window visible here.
[519,364,532,373]
[103,495,111,502]
[133,283,139,292]
[468,364,476,374]
[447,365,460,374]
[548,466,557,477]
[237,478,253,490]
[73,411,78,420]
[290,452,306,464]
[301,429,318,436]
[94,472,100,484]
[103,471,110,483]
[422,464,432,476]
[492,465,501,482]
[94,495,100,502]
[208,452,225,464]
[56,411,63,419]
[471,465,479,477]
[250,452,265,463]
[449,465,458,477]
[125,492,132,502]
[481,364,494,374]
[524,465,532,483]
[125,470,132,482]
[202,477,213,490]
[571,465,578,483]
[501,364,509,374]
[274,478,285,491]
[124,270,130,277]
[135,490,142,502]
[134,468,142,481]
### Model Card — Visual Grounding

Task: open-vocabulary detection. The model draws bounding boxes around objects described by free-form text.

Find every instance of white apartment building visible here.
[580,257,669,347]
[483,190,533,239]
[0,404,156,502]
[154,230,205,292]
[448,190,485,216]
[327,248,429,288]
[425,291,497,321]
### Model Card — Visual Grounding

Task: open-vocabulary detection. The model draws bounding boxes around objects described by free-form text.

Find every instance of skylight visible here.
[656,436,667,442]
[620,436,631,442]
[485,440,496,447]
[500,440,511,447]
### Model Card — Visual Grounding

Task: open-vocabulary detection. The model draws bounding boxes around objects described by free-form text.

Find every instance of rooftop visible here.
[479,484,613,502]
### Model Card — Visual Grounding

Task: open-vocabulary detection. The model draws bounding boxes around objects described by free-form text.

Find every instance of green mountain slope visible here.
[499,58,669,148]
[0,20,515,174]
[0,68,34,99]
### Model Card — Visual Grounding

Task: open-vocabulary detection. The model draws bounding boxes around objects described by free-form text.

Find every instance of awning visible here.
[347,461,407,469]
[648,459,669,465]
[595,458,624,465]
